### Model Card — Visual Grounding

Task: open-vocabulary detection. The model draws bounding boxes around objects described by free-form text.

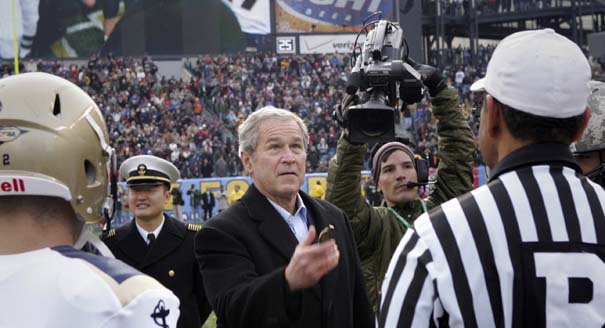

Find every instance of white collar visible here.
[267,194,307,221]
[135,216,165,244]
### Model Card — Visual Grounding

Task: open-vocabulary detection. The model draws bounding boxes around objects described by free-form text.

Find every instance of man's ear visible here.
[485,95,502,138]
[241,151,253,174]
[572,106,592,143]
[163,187,172,204]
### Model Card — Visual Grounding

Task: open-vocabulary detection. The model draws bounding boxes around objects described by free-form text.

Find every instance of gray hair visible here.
[238,106,309,158]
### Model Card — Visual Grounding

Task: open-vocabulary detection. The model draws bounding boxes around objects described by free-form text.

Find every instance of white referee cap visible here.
[471,28,591,118]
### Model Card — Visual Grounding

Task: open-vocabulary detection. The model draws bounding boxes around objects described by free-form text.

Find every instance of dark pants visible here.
[203,207,213,221]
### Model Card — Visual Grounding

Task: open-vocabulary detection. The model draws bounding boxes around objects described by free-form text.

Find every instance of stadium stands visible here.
[2,51,603,177]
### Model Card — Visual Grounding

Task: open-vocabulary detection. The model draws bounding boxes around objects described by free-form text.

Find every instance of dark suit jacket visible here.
[195,184,374,328]
[103,215,211,328]
[202,191,215,209]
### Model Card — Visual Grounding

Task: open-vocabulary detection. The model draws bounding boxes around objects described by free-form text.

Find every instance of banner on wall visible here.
[25,0,271,59]
[299,34,365,54]
[114,167,487,226]
[116,172,370,224]
[275,0,395,34]
[221,0,271,34]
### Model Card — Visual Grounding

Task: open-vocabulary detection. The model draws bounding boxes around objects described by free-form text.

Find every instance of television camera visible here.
[342,19,425,144]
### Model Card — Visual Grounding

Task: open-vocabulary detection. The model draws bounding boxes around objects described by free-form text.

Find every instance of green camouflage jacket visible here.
[325,86,476,312]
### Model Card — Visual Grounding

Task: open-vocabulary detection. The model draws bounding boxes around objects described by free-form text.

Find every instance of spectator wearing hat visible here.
[326,58,476,311]
[380,29,602,327]
[102,155,212,328]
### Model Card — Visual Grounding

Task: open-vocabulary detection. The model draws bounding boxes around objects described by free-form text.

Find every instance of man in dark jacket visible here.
[171,185,184,221]
[201,157,213,178]
[201,188,215,221]
[195,106,373,327]
[103,155,212,328]
[326,60,476,311]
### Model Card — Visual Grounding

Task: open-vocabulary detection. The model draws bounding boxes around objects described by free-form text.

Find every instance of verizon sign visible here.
[299,34,365,54]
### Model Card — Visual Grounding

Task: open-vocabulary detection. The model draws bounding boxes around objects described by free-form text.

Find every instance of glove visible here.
[406,57,447,97]
[333,94,364,144]
[332,93,359,128]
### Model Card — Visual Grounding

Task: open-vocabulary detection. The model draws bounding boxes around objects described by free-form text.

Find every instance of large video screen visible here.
[10,0,271,59]
[275,0,395,33]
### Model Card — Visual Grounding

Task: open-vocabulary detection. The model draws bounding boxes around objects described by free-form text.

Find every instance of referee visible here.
[380,29,605,327]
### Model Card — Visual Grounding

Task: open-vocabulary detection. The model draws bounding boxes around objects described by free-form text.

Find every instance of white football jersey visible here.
[0,246,180,328]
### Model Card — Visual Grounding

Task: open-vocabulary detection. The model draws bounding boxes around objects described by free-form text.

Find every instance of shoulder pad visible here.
[187,224,202,232]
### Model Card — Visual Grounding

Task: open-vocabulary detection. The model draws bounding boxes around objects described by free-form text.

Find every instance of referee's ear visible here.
[571,106,592,143]
[485,95,503,139]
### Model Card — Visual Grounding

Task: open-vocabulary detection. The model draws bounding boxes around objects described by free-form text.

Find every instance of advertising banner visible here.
[14,0,271,59]
[275,0,395,34]
[221,0,271,34]
[114,166,487,226]
[299,34,365,54]
[115,172,370,225]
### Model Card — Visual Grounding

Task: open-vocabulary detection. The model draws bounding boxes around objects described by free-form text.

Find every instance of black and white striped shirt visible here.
[379,144,605,328]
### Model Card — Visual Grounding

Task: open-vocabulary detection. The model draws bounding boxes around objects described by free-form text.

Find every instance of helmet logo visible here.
[0,178,25,192]
[0,126,28,145]
[137,164,147,176]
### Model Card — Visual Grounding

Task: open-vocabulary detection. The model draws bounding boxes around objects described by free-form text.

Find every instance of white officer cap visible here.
[471,28,591,118]
[120,155,180,187]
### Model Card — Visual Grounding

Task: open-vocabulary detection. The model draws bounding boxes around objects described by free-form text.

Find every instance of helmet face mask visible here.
[0,72,112,224]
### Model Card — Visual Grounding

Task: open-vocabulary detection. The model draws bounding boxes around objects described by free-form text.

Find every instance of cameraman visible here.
[326,61,476,311]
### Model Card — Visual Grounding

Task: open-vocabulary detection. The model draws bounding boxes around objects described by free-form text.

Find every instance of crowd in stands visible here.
[186,53,350,174]
[424,0,576,17]
[1,49,603,177]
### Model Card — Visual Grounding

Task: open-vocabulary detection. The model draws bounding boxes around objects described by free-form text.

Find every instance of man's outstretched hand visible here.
[285,226,340,291]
